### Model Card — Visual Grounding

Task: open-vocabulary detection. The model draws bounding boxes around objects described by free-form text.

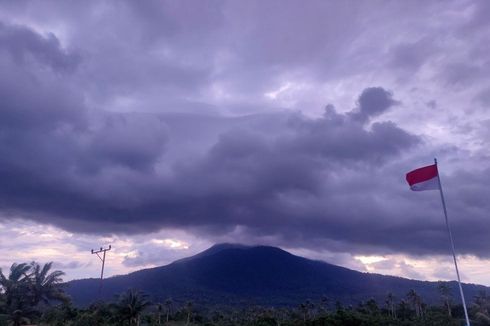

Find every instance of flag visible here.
[406,161,471,325]
[406,163,439,191]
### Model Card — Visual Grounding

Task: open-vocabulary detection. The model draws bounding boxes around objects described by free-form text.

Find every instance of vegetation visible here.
[3,262,490,325]
[0,262,68,326]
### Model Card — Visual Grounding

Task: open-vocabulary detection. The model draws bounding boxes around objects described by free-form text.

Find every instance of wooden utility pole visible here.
[91,245,111,297]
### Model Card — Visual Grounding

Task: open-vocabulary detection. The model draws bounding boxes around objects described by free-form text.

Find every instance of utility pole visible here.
[91,245,111,297]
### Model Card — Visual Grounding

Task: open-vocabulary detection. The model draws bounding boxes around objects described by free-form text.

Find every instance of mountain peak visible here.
[66,243,490,308]
[207,242,250,252]
[194,243,295,261]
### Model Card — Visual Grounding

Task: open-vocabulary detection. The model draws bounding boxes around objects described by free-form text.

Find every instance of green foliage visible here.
[0,294,475,326]
[0,261,483,325]
[112,289,151,325]
[0,261,67,325]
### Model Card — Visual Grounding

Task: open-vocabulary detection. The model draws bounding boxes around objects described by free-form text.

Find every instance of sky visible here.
[1,0,490,285]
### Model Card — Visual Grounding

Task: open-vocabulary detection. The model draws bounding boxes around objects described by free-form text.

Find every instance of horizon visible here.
[2,0,490,289]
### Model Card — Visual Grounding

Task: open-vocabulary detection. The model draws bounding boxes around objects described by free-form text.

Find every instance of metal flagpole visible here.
[434,158,470,326]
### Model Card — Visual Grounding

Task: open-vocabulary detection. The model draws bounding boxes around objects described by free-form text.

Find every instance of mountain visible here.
[66,244,487,307]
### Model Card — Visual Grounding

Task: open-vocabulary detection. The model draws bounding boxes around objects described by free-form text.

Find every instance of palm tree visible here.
[437,282,452,318]
[319,295,329,316]
[28,262,68,307]
[306,299,315,319]
[185,301,192,326]
[407,289,423,318]
[0,264,33,326]
[0,291,5,310]
[9,309,31,326]
[114,289,150,326]
[299,303,307,323]
[385,292,396,319]
[0,263,31,310]
[364,298,379,315]
[155,302,162,325]
[473,290,490,322]
[164,298,172,323]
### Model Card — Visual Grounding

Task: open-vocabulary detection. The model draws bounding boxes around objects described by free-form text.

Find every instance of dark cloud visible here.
[349,87,398,123]
[0,21,80,72]
[0,0,490,265]
[0,58,85,131]
[0,18,482,257]
[85,113,168,172]
[389,38,436,72]
[0,40,425,257]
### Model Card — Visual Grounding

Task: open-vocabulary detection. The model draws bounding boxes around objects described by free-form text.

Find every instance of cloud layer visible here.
[1,0,490,264]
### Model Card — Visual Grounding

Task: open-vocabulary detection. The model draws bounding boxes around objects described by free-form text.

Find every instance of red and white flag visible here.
[406,163,440,191]
[406,161,471,325]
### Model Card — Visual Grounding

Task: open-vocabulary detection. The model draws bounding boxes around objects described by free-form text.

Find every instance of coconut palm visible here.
[473,290,490,323]
[8,309,31,326]
[319,295,329,316]
[185,301,193,326]
[437,282,452,318]
[407,289,423,318]
[385,292,396,319]
[0,291,5,310]
[364,298,379,315]
[164,298,172,323]
[298,303,308,323]
[0,263,31,311]
[155,302,162,325]
[306,299,315,319]
[114,289,150,326]
[28,262,68,307]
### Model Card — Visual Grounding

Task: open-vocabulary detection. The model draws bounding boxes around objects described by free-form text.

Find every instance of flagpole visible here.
[434,158,470,326]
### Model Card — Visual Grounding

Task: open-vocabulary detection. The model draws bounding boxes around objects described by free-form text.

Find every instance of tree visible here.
[155,302,162,325]
[185,301,193,326]
[385,292,397,319]
[319,295,329,317]
[407,289,423,319]
[28,262,68,307]
[473,290,490,323]
[0,263,33,325]
[82,301,114,326]
[164,298,172,323]
[0,263,31,310]
[114,289,150,326]
[364,298,379,315]
[39,302,78,326]
[299,303,307,323]
[9,309,31,326]
[437,282,452,318]
[305,299,315,320]
[0,262,69,326]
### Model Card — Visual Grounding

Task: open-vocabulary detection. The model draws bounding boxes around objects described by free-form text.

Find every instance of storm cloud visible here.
[1,0,490,264]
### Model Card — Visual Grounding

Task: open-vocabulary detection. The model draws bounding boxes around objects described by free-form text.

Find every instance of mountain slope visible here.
[66,244,487,307]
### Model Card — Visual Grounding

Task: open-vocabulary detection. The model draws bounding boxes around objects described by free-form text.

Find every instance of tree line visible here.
[2,262,490,325]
